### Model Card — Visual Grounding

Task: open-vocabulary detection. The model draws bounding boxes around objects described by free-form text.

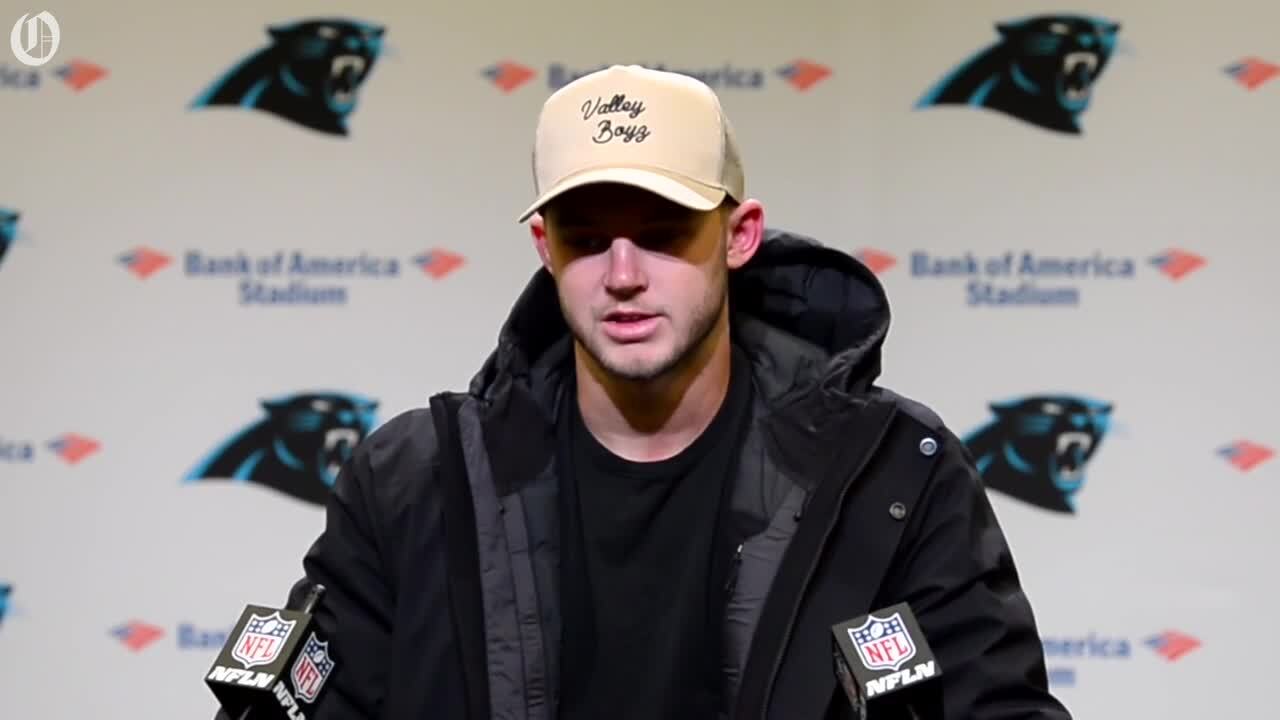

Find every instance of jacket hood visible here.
[468,228,891,407]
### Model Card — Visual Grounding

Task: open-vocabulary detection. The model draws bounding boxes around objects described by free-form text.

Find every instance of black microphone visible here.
[831,601,943,719]
[205,583,337,719]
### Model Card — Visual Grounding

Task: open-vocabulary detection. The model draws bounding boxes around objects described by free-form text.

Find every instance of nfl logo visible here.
[231,611,297,669]
[848,611,917,672]
[291,632,336,704]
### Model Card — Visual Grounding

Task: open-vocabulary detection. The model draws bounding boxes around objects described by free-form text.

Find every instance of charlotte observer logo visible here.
[10,11,59,67]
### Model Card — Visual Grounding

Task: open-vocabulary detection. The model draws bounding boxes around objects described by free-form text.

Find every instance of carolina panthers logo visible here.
[0,208,19,270]
[191,19,385,137]
[963,395,1113,514]
[0,583,11,627]
[915,15,1121,135]
[184,392,378,506]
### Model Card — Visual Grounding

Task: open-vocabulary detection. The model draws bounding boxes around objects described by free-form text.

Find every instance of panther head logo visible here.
[190,18,385,136]
[0,208,19,270]
[0,583,11,627]
[962,394,1113,514]
[915,14,1121,135]
[184,392,379,506]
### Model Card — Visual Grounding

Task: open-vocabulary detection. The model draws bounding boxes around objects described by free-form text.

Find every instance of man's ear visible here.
[724,199,765,270]
[529,213,552,269]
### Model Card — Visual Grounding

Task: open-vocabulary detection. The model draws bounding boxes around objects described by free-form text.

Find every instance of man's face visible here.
[538,184,731,383]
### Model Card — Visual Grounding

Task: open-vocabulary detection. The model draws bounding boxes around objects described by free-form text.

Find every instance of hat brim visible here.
[516,167,727,223]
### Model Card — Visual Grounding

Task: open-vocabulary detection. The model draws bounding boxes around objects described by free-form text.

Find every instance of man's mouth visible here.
[604,311,657,323]
[601,310,661,341]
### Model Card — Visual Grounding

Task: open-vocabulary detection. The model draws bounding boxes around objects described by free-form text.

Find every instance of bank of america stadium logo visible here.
[115,246,463,305]
[1217,440,1274,472]
[233,611,296,669]
[849,612,917,672]
[487,58,833,93]
[291,633,336,703]
[1144,631,1201,662]
[851,247,1205,307]
[1223,57,1279,90]
[110,620,166,652]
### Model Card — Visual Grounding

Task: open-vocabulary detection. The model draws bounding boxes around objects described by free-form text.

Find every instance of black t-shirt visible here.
[557,348,755,720]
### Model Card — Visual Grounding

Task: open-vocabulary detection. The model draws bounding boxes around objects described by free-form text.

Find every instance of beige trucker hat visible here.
[516,64,745,222]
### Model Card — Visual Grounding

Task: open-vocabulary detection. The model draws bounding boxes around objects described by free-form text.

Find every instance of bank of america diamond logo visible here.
[777,59,832,91]
[118,247,172,279]
[483,61,535,92]
[1148,249,1206,281]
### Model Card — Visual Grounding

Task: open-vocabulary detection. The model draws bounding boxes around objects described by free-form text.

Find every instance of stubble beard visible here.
[564,264,729,384]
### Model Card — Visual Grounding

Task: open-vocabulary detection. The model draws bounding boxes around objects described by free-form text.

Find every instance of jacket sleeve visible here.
[886,427,1072,720]
[213,441,393,719]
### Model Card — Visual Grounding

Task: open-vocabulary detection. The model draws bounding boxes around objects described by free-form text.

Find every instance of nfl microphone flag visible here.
[832,601,942,714]
[206,584,337,719]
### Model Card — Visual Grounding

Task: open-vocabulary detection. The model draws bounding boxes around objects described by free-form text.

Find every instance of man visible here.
[217,65,1070,719]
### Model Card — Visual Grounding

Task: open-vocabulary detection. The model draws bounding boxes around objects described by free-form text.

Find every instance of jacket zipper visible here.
[724,543,744,598]
[746,404,897,719]
[755,502,842,717]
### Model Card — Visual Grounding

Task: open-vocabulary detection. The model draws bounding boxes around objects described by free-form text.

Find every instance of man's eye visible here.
[636,229,688,249]
[564,235,608,252]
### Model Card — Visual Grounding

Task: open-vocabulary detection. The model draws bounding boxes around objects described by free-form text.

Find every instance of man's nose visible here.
[603,238,647,294]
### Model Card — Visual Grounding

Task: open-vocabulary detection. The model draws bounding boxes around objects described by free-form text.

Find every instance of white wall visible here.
[1,0,1275,716]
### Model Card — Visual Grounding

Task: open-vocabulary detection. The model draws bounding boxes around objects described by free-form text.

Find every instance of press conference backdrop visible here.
[1,0,1276,716]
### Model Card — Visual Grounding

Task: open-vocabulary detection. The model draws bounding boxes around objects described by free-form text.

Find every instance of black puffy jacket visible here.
[216,229,1071,719]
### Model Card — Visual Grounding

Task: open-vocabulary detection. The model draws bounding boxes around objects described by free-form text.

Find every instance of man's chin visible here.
[591,345,677,383]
